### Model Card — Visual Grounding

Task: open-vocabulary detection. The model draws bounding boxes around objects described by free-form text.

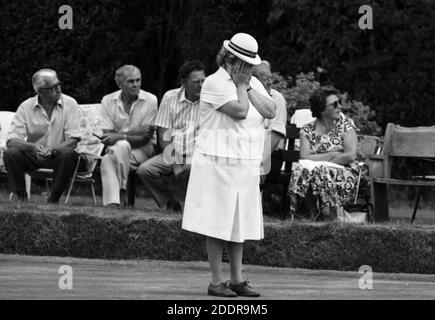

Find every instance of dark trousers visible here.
[269,150,284,175]
[260,150,283,188]
[3,146,80,202]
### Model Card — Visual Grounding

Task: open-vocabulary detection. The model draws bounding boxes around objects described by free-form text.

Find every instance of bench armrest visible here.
[368,154,386,179]
[368,154,386,160]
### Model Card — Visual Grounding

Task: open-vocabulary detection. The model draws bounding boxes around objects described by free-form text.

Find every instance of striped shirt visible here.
[100,90,158,145]
[154,87,201,157]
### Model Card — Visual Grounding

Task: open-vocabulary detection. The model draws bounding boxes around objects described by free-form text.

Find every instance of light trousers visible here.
[101,140,154,206]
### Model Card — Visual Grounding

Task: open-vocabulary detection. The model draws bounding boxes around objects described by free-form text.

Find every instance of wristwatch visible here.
[247,86,252,92]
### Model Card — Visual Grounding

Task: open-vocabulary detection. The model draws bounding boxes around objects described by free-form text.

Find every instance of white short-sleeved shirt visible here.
[100,90,158,145]
[7,94,81,150]
[265,88,287,150]
[195,67,272,160]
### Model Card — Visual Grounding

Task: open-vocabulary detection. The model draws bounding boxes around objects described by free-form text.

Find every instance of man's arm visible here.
[157,127,171,152]
[6,105,36,152]
[6,138,37,153]
[53,137,80,151]
[270,131,284,152]
[101,125,155,147]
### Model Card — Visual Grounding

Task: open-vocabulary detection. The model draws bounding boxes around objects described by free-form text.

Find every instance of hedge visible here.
[1,209,434,274]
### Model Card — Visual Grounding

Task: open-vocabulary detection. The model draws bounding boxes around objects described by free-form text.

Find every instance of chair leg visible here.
[411,187,422,224]
[91,183,97,206]
[64,157,81,204]
[45,179,50,194]
[373,183,389,222]
[64,181,73,204]
[25,174,31,199]
[281,180,290,220]
[127,172,136,208]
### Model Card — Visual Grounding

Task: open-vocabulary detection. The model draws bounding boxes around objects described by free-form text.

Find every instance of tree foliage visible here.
[0,0,434,133]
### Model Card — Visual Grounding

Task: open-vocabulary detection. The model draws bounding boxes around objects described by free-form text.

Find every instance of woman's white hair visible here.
[32,69,58,92]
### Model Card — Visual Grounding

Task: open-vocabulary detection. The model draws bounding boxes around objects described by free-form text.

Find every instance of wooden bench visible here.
[369,123,435,222]
[262,124,300,219]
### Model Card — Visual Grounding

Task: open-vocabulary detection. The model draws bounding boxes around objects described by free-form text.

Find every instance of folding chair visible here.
[64,143,105,205]
[62,103,103,205]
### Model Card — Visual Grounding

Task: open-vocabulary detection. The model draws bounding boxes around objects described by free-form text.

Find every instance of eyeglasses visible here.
[326,100,341,109]
[39,82,61,92]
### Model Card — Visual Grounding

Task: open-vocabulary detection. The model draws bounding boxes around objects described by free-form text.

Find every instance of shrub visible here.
[340,97,383,136]
[271,71,382,136]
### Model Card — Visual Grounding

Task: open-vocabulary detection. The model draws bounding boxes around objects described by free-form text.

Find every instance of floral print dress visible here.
[288,114,361,210]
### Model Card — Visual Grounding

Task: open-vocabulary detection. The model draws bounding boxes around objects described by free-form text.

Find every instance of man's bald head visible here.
[32,69,58,93]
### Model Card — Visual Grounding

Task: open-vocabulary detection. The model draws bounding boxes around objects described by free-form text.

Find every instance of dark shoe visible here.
[227,280,261,297]
[16,191,28,202]
[207,282,237,297]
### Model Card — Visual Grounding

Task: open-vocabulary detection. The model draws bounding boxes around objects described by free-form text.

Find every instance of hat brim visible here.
[223,40,261,65]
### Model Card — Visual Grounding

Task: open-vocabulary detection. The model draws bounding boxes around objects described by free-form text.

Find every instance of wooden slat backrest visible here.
[281,124,300,173]
[383,123,435,158]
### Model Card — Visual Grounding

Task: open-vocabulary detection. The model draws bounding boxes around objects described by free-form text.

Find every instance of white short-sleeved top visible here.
[7,94,81,150]
[100,90,158,145]
[195,67,272,160]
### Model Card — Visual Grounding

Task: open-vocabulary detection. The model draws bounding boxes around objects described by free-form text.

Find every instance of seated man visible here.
[252,61,288,180]
[4,69,81,203]
[137,60,206,211]
[100,65,158,208]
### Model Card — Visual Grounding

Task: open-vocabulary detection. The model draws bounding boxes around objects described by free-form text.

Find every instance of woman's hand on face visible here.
[231,61,251,87]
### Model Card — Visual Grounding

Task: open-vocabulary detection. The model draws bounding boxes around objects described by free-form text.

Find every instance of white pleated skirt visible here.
[182,152,264,243]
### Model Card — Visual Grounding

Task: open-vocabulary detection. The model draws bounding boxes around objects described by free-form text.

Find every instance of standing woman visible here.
[182,33,276,297]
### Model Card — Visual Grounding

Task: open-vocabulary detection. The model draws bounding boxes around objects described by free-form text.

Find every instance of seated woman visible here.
[288,87,359,220]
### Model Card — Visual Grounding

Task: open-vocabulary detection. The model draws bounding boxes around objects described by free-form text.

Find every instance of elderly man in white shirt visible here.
[4,69,81,203]
[252,60,288,178]
[100,65,158,208]
[136,60,206,212]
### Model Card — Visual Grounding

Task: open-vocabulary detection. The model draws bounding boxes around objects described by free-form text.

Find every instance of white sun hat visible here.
[223,33,261,65]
